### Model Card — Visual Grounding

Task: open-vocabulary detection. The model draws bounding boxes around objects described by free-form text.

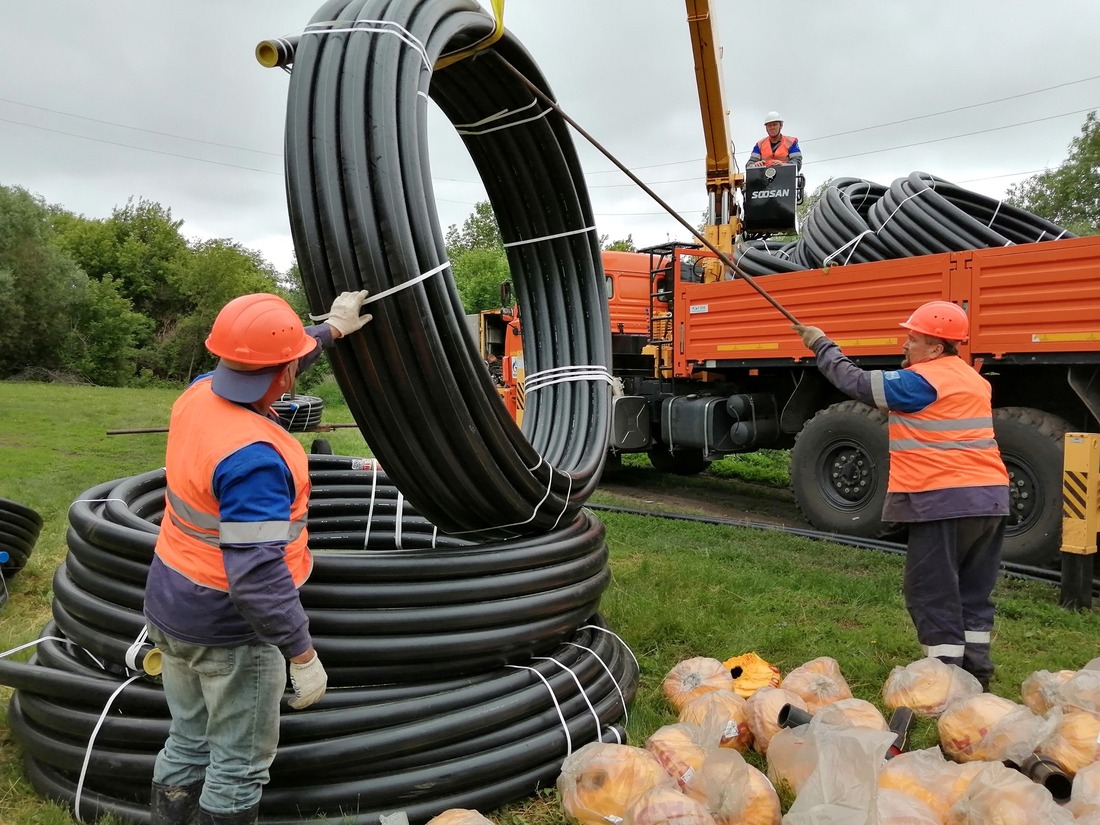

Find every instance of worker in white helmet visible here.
[747,111,802,171]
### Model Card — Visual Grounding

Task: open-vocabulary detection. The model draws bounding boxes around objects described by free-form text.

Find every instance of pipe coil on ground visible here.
[1,496,43,582]
[1,459,638,823]
[283,0,611,540]
[736,173,1076,275]
[271,393,324,432]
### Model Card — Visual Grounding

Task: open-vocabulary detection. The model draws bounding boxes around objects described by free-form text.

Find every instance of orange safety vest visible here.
[887,357,1009,493]
[757,135,798,166]
[155,377,312,592]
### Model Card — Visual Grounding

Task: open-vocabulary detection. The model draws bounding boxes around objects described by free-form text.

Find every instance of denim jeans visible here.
[147,625,286,814]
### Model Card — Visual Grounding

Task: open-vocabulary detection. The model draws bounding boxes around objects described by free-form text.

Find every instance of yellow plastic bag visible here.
[723,652,781,699]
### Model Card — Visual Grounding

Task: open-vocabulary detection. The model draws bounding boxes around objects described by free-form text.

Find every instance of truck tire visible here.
[310,438,334,455]
[647,446,708,476]
[791,400,895,539]
[994,407,1070,566]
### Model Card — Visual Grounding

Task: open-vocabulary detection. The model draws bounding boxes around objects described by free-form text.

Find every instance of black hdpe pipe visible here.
[1,497,42,580]
[1004,754,1073,803]
[777,703,915,759]
[281,0,611,540]
[740,174,1076,275]
[60,462,616,683]
[2,462,639,823]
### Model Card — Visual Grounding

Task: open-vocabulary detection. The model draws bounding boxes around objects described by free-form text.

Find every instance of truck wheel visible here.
[994,407,1070,566]
[791,400,895,539]
[648,446,708,476]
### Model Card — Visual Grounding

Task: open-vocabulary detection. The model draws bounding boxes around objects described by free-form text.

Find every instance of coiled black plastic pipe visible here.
[0,496,42,582]
[284,0,612,540]
[740,173,1075,274]
[0,459,638,823]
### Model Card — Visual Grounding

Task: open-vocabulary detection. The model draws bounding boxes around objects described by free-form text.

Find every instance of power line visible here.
[802,74,1100,144]
[580,107,1094,189]
[0,96,283,157]
[0,116,285,176]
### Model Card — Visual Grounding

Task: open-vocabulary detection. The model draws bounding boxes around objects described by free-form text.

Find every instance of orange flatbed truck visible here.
[596,234,1100,566]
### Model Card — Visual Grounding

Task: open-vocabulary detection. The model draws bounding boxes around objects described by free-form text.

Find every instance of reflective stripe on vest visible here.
[887,357,1010,493]
[758,134,797,166]
[155,377,312,592]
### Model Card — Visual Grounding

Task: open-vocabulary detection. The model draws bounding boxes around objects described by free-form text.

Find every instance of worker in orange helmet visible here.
[747,110,803,171]
[145,290,372,825]
[794,302,1009,692]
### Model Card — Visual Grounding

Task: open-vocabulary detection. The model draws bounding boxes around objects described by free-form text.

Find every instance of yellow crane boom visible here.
[685,0,743,259]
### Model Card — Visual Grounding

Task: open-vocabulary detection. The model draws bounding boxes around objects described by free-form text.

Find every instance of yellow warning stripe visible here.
[1063,471,1087,519]
[1032,331,1100,343]
[716,342,780,352]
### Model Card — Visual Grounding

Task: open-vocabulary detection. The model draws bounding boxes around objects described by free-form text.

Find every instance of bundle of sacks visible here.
[556,652,1100,825]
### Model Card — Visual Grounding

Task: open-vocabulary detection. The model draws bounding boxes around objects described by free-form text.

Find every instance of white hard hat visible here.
[765,111,782,124]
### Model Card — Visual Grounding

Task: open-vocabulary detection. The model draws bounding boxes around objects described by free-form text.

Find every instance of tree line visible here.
[1,112,1094,389]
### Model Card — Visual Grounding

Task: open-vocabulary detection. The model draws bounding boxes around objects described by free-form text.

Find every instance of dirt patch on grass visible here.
[596,468,808,529]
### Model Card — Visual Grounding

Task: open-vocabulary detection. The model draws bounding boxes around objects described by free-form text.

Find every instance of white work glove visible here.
[325,290,372,337]
[792,324,826,349]
[288,653,328,710]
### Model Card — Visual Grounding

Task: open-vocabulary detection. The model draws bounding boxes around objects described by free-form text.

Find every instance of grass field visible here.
[1,380,1096,824]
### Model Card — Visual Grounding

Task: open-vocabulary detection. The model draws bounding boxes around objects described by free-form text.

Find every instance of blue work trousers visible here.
[147,625,286,814]
[903,516,1006,682]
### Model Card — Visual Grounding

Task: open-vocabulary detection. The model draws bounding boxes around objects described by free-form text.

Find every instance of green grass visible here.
[0,380,1096,824]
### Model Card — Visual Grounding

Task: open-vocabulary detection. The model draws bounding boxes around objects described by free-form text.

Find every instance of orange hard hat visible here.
[900,301,969,342]
[205,293,316,366]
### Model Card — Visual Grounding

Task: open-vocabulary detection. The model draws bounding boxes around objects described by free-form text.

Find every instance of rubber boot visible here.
[196,804,260,825]
[150,780,202,825]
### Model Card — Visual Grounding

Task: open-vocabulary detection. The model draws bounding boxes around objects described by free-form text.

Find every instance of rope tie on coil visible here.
[123,626,150,673]
[363,460,382,550]
[533,654,604,742]
[300,19,431,69]
[457,101,558,135]
[580,624,640,672]
[0,636,71,660]
[309,262,451,322]
[987,199,1004,228]
[506,663,572,756]
[524,366,614,393]
[502,226,597,248]
[446,459,573,535]
[873,186,933,233]
[565,641,630,726]
[823,229,875,268]
[74,673,143,824]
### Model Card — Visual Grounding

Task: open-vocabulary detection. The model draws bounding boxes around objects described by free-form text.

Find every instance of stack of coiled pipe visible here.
[284,0,613,541]
[1,497,42,609]
[735,172,1076,276]
[0,456,638,823]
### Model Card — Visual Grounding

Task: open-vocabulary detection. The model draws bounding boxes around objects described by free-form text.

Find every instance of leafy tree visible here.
[445,201,510,314]
[1006,111,1099,236]
[452,247,510,314]
[156,239,282,381]
[445,200,502,255]
[0,185,87,378]
[601,234,636,252]
[63,275,152,386]
[52,197,189,323]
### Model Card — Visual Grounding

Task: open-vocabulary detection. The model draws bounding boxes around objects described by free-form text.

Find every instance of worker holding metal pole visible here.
[794,302,1010,691]
[145,291,371,825]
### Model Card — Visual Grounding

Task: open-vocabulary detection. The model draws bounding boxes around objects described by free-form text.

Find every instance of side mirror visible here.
[500,280,513,306]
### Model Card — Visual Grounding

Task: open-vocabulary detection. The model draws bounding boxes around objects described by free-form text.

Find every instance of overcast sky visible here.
[2,1,1097,274]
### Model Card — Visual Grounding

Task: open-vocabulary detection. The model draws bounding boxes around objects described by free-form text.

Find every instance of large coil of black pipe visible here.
[0,459,638,823]
[735,173,1076,276]
[284,0,611,540]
